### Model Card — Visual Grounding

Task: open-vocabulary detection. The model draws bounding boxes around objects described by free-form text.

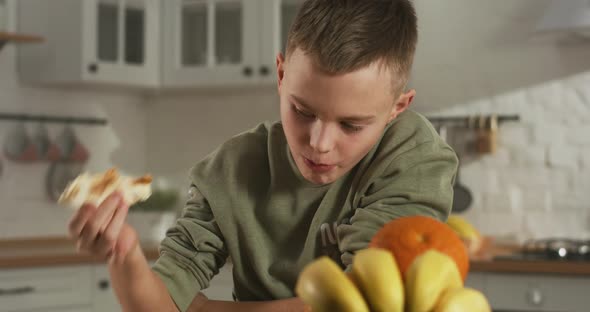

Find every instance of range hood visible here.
[537,0,590,38]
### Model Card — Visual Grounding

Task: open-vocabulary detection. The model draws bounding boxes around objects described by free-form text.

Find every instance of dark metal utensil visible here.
[452,159,473,213]
[438,125,473,213]
[45,161,84,202]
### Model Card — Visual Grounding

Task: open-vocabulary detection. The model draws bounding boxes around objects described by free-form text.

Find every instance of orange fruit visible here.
[369,215,469,281]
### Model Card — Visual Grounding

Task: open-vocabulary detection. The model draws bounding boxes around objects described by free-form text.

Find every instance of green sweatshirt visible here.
[152,110,458,311]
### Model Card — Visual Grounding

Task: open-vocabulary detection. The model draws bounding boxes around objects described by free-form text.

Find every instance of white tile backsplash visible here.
[0,33,146,238]
[547,145,579,170]
[433,71,590,241]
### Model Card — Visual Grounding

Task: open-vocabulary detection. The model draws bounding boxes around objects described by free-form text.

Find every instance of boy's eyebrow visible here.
[290,95,376,122]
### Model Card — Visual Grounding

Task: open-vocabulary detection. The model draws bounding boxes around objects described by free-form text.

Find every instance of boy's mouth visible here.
[303,157,335,173]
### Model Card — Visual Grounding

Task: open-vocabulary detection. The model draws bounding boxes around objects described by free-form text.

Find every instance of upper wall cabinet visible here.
[161,0,303,88]
[161,0,260,87]
[16,0,303,90]
[17,0,160,88]
[257,0,301,85]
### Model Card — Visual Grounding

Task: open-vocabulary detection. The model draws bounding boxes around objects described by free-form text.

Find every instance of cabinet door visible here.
[258,0,303,84]
[92,266,122,312]
[486,273,590,312]
[82,0,160,87]
[0,266,92,312]
[162,0,259,87]
[23,307,93,312]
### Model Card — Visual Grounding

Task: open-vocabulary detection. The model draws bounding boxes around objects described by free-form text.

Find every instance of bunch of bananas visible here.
[295,248,490,312]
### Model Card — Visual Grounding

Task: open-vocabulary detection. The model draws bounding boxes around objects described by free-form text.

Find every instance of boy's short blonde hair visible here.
[286,0,418,97]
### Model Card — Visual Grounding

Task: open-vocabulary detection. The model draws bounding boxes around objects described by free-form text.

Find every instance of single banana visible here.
[295,256,370,312]
[350,248,404,312]
[434,287,492,312]
[447,215,480,240]
[405,250,463,312]
[447,215,481,253]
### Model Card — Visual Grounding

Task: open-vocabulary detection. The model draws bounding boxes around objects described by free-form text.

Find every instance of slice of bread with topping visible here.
[59,168,152,209]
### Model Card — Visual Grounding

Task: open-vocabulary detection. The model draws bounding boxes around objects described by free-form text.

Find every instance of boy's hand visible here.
[67,191,139,264]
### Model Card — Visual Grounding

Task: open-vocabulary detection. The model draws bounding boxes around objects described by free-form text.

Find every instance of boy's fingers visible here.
[68,204,97,238]
[79,193,121,251]
[96,201,130,258]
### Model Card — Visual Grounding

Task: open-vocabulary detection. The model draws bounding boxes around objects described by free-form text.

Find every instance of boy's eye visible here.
[341,122,363,133]
[292,105,315,119]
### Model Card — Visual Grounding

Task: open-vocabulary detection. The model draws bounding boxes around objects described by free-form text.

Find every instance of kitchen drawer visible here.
[486,273,590,312]
[22,306,92,312]
[0,265,92,312]
[465,271,486,292]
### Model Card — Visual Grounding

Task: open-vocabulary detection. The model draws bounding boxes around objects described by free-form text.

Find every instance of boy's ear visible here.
[388,89,416,122]
[276,53,286,94]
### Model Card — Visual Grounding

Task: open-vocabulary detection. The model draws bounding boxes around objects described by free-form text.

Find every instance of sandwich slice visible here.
[59,168,152,209]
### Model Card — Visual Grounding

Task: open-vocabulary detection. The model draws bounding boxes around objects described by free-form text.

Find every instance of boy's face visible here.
[276,48,415,185]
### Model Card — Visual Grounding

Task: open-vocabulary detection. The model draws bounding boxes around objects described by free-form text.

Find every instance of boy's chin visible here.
[302,171,340,186]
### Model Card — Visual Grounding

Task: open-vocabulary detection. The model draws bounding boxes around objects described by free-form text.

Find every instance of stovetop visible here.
[494,238,590,262]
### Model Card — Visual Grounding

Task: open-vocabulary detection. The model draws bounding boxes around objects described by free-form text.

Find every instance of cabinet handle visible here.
[259,66,270,76]
[243,66,253,77]
[88,63,99,74]
[98,279,110,290]
[0,286,35,296]
[526,288,543,306]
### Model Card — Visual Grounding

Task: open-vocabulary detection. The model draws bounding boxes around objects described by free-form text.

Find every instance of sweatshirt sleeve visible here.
[337,138,458,270]
[152,183,228,312]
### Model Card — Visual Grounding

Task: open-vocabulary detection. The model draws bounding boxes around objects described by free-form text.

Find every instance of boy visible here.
[68,0,457,311]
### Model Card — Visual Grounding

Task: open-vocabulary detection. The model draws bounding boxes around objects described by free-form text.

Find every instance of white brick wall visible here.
[431,72,590,241]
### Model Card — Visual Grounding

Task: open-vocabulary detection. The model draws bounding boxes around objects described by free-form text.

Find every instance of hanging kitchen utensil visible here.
[3,121,38,162]
[55,123,89,163]
[452,157,473,213]
[32,121,61,162]
[476,114,497,155]
[45,161,84,202]
[488,114,498,154]
[439,124,473,213]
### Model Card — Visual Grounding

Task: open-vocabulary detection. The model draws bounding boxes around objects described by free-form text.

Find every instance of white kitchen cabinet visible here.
[17,0,160,88]
[21,307,92,312]
[16,0,303,90]
[161,0,259,87]
[161,0,303,88]
[485,273,590,312]
[464,271,487,293]
[92,265,122,312]
[24,306,92,312]
[257,0,302,85]
[0,265,93,312]
[467,271,590,312]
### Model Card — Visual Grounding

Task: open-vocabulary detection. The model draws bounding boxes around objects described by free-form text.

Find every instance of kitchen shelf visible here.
[0,113,108,126]
[427,114,519,128]
[0,31,44,51]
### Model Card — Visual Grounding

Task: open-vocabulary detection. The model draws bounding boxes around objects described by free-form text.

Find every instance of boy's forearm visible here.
[108,245,179,312]
[196,297,307,312]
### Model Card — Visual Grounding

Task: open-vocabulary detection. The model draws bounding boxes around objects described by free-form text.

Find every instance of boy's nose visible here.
[309,122,334,153]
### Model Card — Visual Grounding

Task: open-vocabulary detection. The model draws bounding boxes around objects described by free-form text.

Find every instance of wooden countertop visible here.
[470,258,590,275]
[2,237,590,275]
[0,237,160,269]
[469,240,590,275]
